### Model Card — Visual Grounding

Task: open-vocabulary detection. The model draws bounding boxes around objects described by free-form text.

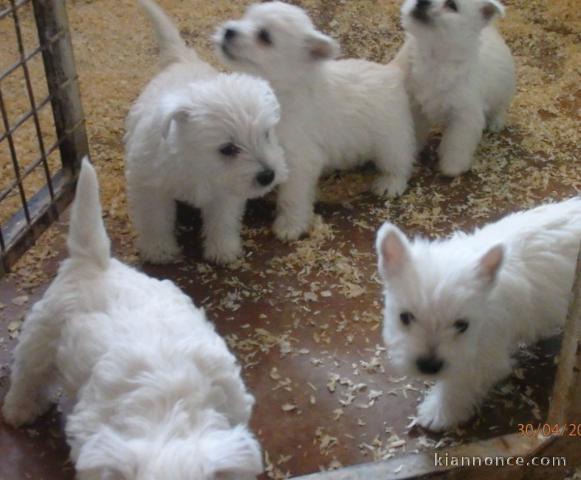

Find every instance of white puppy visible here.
[2,159,263,480]
[125,0,287,264]
[215,2,416,241]
[394,0,516,176]
[376,198,581,431]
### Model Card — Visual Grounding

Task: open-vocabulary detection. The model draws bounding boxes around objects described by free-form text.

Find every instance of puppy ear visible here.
[376,223,410,280]
[160,92,192,140]
[76,427,134,478]
[203,426,263,477]
[480,0,505,21]
[305,31,340,61]
[476,244,504,285]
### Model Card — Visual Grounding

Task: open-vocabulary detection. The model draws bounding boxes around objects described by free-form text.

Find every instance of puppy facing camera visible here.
[376,198,581,431]
[395,0,515,176]
[2,159,263,480]
[215,2,416,241]
[125,0,287,264]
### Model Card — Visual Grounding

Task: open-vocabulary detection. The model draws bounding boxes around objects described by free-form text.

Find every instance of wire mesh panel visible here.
[0,0,88,276]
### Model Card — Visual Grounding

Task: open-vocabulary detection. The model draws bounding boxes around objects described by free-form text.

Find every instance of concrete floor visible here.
[0,198,572,479]
[1,0,580,478]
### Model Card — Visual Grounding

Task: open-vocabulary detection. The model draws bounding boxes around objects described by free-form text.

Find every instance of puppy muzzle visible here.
[221,42,236,61]
[412,0,432,23]
[416,354,444,375]
[255,169,276,187]
[219,27,239,60]
[224,28,238,41]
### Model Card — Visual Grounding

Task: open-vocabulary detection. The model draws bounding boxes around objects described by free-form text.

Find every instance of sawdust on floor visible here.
[0,0,580,478]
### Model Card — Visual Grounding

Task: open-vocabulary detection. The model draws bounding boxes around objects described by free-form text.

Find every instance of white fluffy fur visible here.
[2,159,262,480]
[215,2,416,241]
[125,0,287,264]
[394,0,515,176]
[376,197,581,431]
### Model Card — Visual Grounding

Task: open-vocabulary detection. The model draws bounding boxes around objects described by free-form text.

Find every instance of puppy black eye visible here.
[400,311,415,326]
[445,0,458,11]
[454,319,469,334]
[219,143,241,157]
[257,28,273,46]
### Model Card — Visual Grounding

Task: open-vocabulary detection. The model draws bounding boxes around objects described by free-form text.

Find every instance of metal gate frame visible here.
[0,0,88,276]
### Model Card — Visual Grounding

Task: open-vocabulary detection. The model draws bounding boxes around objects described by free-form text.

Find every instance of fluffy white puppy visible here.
[376,198,581,431]
[2,159,262,480]
[125,0,287,264]
[394,0,516,176]
[214,2,416,241]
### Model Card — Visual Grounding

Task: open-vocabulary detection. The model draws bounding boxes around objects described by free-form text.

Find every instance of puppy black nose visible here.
[416,355,443,375]
[416,0,431,9]
[256,169,275,187]
[224,28,237,41]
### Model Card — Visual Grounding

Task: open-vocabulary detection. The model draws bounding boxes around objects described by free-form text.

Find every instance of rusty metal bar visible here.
[0,87,32,225]
[0,0,89,274]
[0,129,68,204]
[10,0,55,200]
[0,27,65,81]
[0,44,41,82]
[0,0,29,21]
[0,92,51,145]
[0,28,65,83]
[0,169,76,273]
[31,0,88,176]
[0,114,84,244]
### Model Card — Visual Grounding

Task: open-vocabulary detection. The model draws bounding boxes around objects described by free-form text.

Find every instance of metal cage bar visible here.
[32,0,88,175]
[0,0,29,21]
[11,0,55,201]
[0,88,32,225]
[0,0,89,275]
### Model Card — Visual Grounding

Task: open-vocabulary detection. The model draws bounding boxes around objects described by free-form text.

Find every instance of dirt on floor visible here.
[0,0,580,479]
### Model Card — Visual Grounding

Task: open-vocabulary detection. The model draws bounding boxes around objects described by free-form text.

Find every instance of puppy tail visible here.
[138,0,196,67]
[67,158,111,270]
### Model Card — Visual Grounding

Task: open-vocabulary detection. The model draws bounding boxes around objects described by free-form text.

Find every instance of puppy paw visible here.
[371,175,408,198]
[487,115,506,133]
[439,158,472,178]
[416,392,473,432]
[203,237,243,265]
[2,393,50,427]
[273,214,310,242]
[139,242,181,264]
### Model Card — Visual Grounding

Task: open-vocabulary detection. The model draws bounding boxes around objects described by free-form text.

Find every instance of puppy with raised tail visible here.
[376,198,581,431]
[215,2,416,241]
[125,0,287,264]
[394,0,516,176]
[2,159,263,479]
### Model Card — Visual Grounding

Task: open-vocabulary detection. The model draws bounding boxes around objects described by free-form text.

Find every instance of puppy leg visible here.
[487,107,507,133]
[2,303,61,426]
[438,111,485,177]
[416,378,481,432]
[273,162,321,241]
[372,122,415,198]
[417,356,512,431]
[202,195,245,264]
[129,187,180,264]
[412,106,431,154]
